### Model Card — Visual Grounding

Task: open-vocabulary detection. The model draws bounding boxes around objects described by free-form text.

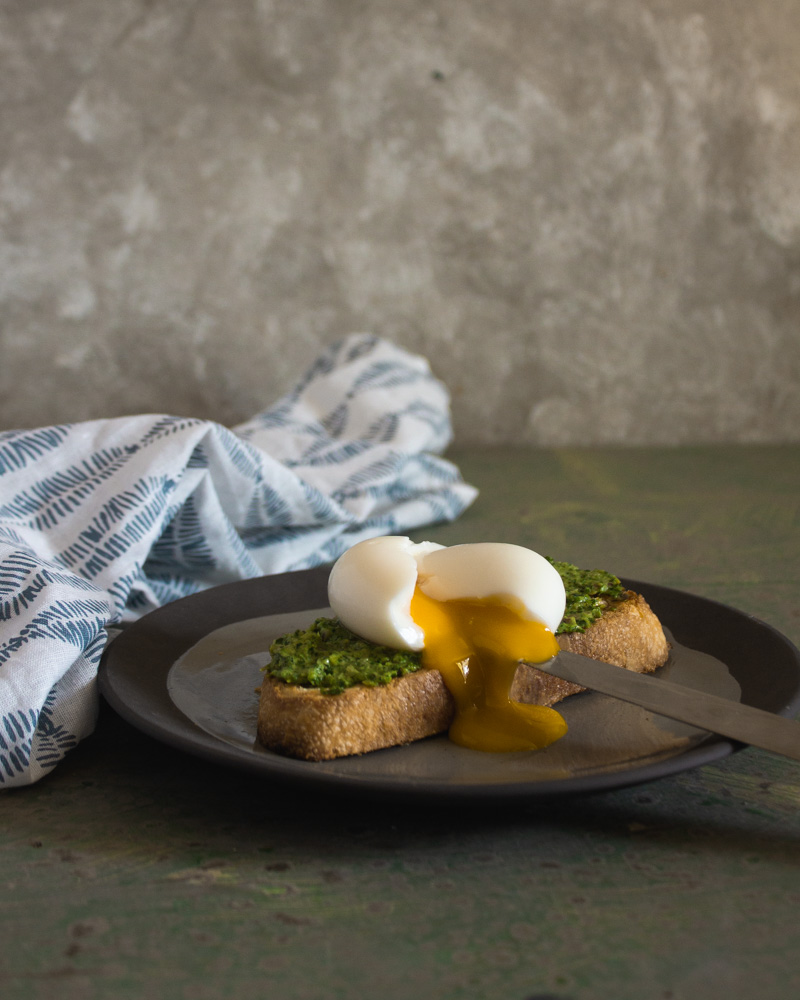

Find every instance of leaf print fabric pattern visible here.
[0,335,477,787]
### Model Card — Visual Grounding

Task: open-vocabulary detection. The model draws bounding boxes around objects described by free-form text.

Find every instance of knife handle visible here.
[540,652,800,762]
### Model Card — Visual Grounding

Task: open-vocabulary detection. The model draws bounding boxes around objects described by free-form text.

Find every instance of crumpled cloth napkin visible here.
[0,335,477,788]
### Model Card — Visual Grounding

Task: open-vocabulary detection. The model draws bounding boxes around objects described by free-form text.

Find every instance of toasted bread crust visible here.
[257,589,669,760]
[257,668,453,761]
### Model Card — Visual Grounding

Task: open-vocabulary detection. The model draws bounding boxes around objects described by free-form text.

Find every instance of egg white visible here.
[327,536,566,649]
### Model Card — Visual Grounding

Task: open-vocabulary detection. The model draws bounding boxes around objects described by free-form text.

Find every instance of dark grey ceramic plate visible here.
[98,567,800,803]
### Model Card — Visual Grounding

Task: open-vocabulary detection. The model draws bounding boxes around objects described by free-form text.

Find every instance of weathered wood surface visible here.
[2,446,799,1000]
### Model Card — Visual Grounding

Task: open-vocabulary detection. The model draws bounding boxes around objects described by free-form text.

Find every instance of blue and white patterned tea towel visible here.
[0,335,477,788]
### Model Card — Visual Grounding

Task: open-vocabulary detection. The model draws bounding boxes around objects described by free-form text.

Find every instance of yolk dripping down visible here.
[409,586,568,752]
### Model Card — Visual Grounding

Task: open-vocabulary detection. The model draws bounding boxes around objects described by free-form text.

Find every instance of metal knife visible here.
[535,651,800,762]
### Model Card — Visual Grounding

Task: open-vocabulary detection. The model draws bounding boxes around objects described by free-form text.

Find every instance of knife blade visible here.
[534,651,800,762]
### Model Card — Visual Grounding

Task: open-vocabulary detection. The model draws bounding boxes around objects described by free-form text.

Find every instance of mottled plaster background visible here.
[2,0,799,445]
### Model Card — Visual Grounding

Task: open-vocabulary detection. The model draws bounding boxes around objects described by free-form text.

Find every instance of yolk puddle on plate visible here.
[409,587,568,752]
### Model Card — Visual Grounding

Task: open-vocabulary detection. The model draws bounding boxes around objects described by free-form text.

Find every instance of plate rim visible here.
[98,567,800,803]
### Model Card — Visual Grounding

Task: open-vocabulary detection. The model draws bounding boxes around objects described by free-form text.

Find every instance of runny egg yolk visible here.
[409,586,568,752]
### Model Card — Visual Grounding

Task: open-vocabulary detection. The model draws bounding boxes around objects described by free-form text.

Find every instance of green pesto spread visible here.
[265,617,422,695]
[547,558,626,634]
[264,560,627,693]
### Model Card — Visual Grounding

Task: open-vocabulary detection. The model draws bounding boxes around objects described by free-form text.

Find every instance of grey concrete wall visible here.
[2,0,799,445]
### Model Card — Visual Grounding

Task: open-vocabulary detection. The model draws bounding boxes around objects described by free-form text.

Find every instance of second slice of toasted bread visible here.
[510,590,669,706]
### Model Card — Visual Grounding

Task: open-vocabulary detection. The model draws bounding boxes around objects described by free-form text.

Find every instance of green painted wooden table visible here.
[3,446,799,1000]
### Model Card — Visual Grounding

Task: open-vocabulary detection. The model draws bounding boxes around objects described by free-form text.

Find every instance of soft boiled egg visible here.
[327,536,569,752]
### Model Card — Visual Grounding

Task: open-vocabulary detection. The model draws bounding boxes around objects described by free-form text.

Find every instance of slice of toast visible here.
[256,590,669,761]
[510,590,669,706]
[258,667,453,762]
